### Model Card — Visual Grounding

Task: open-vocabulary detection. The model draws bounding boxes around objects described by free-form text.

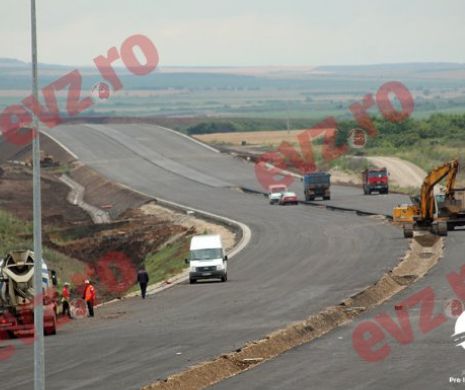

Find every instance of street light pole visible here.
[30,1,45,389]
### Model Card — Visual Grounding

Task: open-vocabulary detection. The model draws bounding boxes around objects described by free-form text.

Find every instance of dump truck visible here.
[303,172,331,201]
[0,250,57,337]
[399,160,465,238]
[362,167,389,194]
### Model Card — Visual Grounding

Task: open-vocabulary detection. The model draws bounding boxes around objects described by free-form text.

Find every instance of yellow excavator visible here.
[396,159,465,238]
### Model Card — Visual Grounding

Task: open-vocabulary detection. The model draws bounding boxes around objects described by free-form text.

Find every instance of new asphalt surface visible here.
[212,231,465,390]
[2,124,411,390]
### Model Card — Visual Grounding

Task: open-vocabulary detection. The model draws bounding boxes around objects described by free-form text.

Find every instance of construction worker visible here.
[62,282,72,319]
[137,267,149,299]
[82,280,96,317]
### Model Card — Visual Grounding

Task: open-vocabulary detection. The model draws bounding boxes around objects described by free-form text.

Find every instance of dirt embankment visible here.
[69,164,149,219]
[45,212,189,271]
[45,210,192,301]
[140,203,236,252]
[0,163,91,227]
[0,134,237,300]
[0,161,190,300]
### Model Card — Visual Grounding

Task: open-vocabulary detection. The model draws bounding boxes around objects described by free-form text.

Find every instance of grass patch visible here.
[329,155,372,173]
[49,163,72,175]
[142,237,190,285]
[0,209,86,289]
[0,209,32,253]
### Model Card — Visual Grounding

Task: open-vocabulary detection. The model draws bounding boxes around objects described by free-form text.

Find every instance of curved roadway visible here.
[213,232,465,390]
[2,124,410,390]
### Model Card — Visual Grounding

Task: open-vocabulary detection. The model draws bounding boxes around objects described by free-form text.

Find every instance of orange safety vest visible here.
[84,285,95,303]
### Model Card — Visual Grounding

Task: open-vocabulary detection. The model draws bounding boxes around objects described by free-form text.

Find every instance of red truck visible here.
[362,167,389,195]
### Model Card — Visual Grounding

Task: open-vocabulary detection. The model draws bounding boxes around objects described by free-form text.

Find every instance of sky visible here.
[1,0,465,67]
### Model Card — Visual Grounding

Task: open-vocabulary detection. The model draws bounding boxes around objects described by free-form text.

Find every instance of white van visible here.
[185,234,228,284]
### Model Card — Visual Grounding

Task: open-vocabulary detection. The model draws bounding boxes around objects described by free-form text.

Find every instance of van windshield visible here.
[190,248,223,261]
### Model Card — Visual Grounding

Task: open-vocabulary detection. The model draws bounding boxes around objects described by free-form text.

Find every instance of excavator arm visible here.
[420,159,459,222]
[445,160,459,200]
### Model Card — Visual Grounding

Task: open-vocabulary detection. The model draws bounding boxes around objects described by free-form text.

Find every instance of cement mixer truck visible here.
[0,250,57,337]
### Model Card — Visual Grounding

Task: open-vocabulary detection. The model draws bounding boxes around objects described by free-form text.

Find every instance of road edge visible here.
[41,129,252,302]
[97,183,252,301]
[141,234,444,390]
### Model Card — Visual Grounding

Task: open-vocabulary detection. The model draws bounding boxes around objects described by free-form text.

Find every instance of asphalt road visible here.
[213,231,465,390]
[2,124,410,390]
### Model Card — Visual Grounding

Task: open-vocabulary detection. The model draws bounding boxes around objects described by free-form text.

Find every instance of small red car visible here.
[279,191,298,205]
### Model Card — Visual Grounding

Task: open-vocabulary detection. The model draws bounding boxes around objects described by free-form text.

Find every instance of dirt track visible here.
[367,156,426,189]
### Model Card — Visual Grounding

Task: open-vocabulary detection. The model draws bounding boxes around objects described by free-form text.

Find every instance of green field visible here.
[1,62,465,120]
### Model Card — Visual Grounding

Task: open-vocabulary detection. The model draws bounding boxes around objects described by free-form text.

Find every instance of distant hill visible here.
[315,62,465,77]
[0,58,464,94]
[0,58,28,67]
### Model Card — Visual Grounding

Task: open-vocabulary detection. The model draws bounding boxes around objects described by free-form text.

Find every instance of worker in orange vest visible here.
[62,282,72,319]
[82,280,96,317]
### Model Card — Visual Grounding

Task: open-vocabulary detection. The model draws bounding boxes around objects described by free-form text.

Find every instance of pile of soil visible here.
[0,162,191,300]
[45,211,192,300]
[0,162,91,226]
[46,211,190,270]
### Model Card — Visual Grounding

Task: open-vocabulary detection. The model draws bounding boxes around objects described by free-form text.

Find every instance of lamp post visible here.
[30,1,45,389]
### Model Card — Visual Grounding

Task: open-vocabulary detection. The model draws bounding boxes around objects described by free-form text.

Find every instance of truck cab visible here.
[303,172,331,201]
[186,235,227,284]
[362,168,389,195]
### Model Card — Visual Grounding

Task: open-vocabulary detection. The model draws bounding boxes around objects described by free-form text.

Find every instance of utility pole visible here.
[30,1,45,389]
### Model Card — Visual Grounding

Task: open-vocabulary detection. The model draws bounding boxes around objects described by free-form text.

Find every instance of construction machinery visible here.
[399,159,465,238]
[0,250,57,337]
[392,203,420,224]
